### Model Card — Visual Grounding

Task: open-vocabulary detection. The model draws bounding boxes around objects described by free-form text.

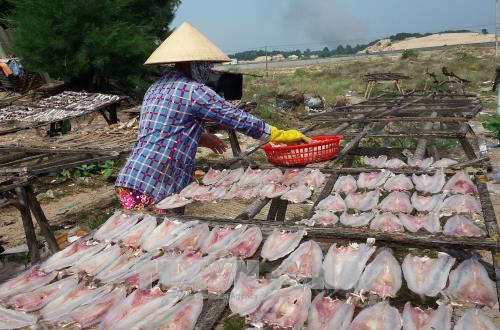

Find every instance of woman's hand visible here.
[199,133,228,154]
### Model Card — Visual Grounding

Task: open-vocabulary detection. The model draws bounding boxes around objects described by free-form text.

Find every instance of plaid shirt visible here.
[116,70,270,202]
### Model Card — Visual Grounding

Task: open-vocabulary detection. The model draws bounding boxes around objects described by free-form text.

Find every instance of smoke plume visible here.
[283,0,366,48]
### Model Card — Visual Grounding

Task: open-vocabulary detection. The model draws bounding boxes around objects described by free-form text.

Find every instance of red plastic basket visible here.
[262,135,342,166]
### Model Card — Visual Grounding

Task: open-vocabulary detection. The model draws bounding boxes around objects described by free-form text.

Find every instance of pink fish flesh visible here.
[411,193,444,212]
[250,285,311,330]
[156,194,192,209]
[383,174,414,191]
[402,253,455,297]
[284,169,311,186]
[120,253,175,289]
[93,212,141,241]
[334,175,358,193]
[0,306,37,329]
[447,257,498,307]
[0,265,57,299]
[307,211,338,226]
[281,184,312,203]
[42,240,104,272]
[192,185,228,202]
[260,183,290,198]
[62,286,127,328]
[167,222,209,251]
[340,212,374,227]
[385,158,408,169]
[202,168,229,185]
[159,251,205,288]
[316,193,346,212]
[402,302,452,330]
[215,167,245,186]
[443,215,486,237]
[8,275,78,312]
[398,212,441,233]
[229,226,263,259]
[345,190,379,211]
[364,155,387,168]
[188,257,237,293]
[323,243,376,290]
[179,182,209,198]
[229,273,281,316]
[357,171,391,189]
[283,169,303,184]
[301,169,326,189]
[99,287,179,330]
[380,191,413,213]
[201,225,247,256]
[356,248,402,298]
[136,295,203,330]
[272,240,323,280]
[440,194,481,216]
[238,167,265,187]
[260,168,284,184]
[408,157,434,169]
[233,185,261,200]
[120,215,157,246]
[41,282,109,321]
[307,293,354,330]
[431,158,458,168]
[141,220,193,251]
[371,212,405,232]
[443,171,477,195]
[454,308,497,330]
[347,301,402,330]
[96,251,146,283]
[261,229,306,261]
[412,170,446,194]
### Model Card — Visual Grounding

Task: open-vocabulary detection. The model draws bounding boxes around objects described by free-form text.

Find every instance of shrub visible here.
[401,49,419,59]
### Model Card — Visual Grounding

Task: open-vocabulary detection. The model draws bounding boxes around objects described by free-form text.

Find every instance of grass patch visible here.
[223,316,245,330]
[401,49,419,59]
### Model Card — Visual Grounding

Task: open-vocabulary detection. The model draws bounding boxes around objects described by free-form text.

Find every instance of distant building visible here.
[288,55,299,60]
[254,55,272,62]
[309,54,319,59]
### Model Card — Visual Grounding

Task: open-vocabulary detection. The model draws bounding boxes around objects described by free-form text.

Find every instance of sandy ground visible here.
[364,32,495,53]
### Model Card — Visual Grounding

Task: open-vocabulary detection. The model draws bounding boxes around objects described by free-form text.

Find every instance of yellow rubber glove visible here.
[269,126,312,144]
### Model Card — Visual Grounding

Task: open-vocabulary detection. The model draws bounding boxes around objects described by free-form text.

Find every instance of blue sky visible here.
[171,0,494,53]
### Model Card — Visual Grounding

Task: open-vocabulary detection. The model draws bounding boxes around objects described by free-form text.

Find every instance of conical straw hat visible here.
[145,21,230,65]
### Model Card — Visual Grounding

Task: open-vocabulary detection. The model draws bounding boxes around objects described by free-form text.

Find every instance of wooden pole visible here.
[14,187,40,262]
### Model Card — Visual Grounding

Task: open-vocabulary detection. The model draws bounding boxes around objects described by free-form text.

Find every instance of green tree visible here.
[8,0,180,95]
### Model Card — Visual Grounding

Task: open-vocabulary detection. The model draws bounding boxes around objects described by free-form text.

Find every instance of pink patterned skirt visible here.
[115,187,182,215]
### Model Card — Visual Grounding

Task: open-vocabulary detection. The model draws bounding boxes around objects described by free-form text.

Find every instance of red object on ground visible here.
[262,135,342,166]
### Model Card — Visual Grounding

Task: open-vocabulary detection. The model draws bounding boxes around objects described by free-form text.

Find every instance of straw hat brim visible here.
[145,21,230,65]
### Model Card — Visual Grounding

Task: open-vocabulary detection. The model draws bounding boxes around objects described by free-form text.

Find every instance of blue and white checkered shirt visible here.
[116,70,270,202]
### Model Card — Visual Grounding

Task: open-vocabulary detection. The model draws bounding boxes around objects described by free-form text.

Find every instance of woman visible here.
[115,22,309,211]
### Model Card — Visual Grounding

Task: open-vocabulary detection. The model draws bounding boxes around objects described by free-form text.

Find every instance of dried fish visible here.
[347,301,401,330]
[402,302,452,330]
[201,225,247,256]
[334,175,358,193]
[385,158,408,169]
[431,158,458,168]
[281,184,312,203]
[119,215,157,246]
[141,219,193,252]
[411,193,444,212]
[215,167,245,186]
[454,308,497,330]
[383,174,414,191]
[443,215,486,237]
[356,248,402,298]
[272,240,323,280]
[340,212,374,227]
[364,155,387,168]
[250,285,311,330]
[166,222,209,251]
[402,253,455,297]
[323,243,376,290]
[261,229,306,261]
[308,210,339,226]
[229,226,263,259]
[188,257,238,293]
[345,190,379,211]
[447,257,498,307]
[316,193,347,213]
[229,273,281,316]
[398,212,441,233]
[442,171,477,195]
[42,240,104,272]
[0,306,37,329]
[370,212,405,233]
[440,194,481,216]
[0,266,57,299]
[357,171,391,189]
[412,170,445,194]
[93,212,141,241]
[202,168,229,185]
[156,194,192,209]
[307,293,354,330]
[8,276,78,312]
[260,183,290,198]
[380,191,413,213]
